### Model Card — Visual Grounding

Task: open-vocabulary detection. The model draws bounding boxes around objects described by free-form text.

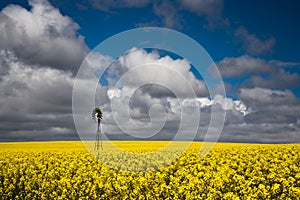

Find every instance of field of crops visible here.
[1,141,300,199]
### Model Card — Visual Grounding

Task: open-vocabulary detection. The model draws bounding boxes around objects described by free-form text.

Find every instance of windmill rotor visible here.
[92,107,103,123]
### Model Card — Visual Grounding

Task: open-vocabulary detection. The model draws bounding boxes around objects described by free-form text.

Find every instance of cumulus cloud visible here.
[239,87,300,126]
[0,49,112,141]
[234,26,276,56]
[229,87,300,142]
[1,1,299,143]
[103,87,245,140]
[1,47,300,143]
[0,50,77,140]
[217,55,274,77]
[0,50,15,80]
[90,47,210,139]
[250,69,300,89]
[216,55,300,90]
[196,87,300,143]
[221,123,298,143]
[0,0,88,71]
[169,81,299,143]
[239,87,298,107]
[105,48,209,97]
[87,48,255,141]
[2,39,291,143]
[0,0,91,140]
[212,54,300,142]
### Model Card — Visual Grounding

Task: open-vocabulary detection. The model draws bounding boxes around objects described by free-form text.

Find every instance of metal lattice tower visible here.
[92,108,103,158]
[94,122,103,151]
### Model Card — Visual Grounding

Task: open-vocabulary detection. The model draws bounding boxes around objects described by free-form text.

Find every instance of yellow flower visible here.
[0,141,299,199]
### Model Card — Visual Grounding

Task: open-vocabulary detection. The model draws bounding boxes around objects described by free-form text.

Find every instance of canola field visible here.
[0,141,300,199]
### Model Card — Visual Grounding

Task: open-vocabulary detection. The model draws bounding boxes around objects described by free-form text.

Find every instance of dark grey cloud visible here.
[249,69,300,89]
[220,123,297,143]
[0,0,88,72]
[0,0,93,141]
[0,51,78,140]
[140,84,176,98]
[239,89,297,126]
[0,50,14,80]
[239,87,298,108]
[234,87,300,141]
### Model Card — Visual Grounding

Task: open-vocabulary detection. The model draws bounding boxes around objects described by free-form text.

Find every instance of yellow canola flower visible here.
[0,141,300,199]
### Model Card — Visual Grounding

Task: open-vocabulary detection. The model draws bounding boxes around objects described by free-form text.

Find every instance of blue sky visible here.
[53,0,300,61]
[0,0,299,142]
[2,0,299,61]
[50,0,300,98]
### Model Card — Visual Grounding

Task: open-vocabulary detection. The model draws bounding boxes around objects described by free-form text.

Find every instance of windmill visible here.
[92,107,103,152]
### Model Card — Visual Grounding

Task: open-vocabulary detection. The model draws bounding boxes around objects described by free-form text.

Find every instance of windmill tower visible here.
[92,108,103,154]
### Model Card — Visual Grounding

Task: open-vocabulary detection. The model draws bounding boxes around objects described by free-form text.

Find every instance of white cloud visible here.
[0,0,88,70]
[217,55,274,77]
[112,47,208,97]
[94,47,209,138]
[2,48,299,143]
[102,83,247,140]
[233,100,249,116]
[234,26,276,56]
[81,48,300,143]
[196,97,213,108]
[214,94,234,110]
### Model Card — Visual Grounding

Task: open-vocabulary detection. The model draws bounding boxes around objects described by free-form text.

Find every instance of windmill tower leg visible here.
[95,122,102,159]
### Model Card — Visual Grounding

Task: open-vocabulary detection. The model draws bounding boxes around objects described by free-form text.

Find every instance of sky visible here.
[0,0,299,142]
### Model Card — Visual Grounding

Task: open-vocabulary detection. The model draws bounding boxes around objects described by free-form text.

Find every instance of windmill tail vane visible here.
[92,108,103,153]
